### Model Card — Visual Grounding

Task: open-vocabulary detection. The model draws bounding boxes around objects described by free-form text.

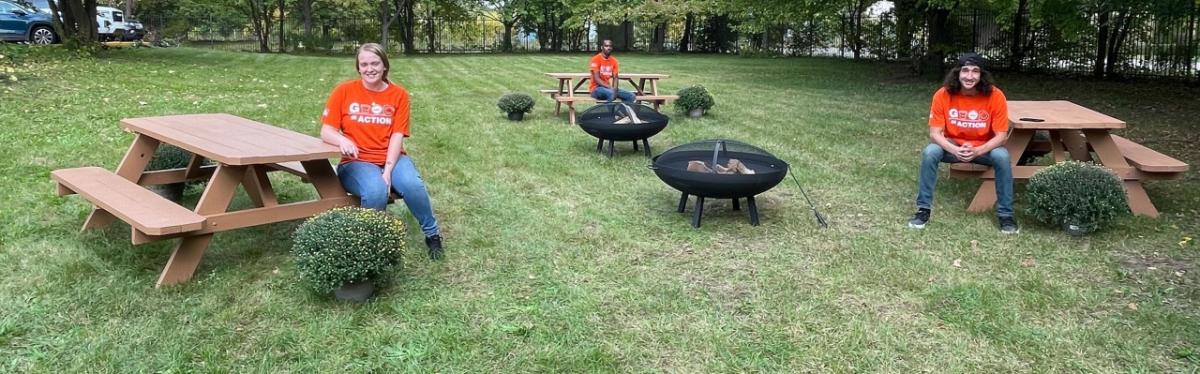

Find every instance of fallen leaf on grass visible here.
[952,258,962,268]
[1127,303,1138,311]
[1021,258,1036,268]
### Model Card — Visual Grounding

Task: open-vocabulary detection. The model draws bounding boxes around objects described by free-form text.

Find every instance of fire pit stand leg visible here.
[596,139,604,153]
[747,196,759,226]
[677,193,688,213]
[633,141,639,151]
[732,198,740,211]
[692,197,705,228]
[642,139,651,158]
[606,140,615,158]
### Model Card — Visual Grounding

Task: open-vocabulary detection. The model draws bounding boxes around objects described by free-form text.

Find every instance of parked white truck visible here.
[96,5,142,41]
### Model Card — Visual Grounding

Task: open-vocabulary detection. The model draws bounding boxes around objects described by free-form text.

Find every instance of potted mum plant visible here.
[1025,161,1129,235]
[675,85,715,118]
[144,144,193,202]
[292,207,407,302]
[497,92,535,121]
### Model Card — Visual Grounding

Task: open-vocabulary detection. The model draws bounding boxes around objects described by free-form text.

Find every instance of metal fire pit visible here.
[577,103,669,158]
[651,139,789,227]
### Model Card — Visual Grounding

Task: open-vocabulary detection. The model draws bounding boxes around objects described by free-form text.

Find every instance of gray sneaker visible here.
[999,216,1020,234]
[908,209,931,229]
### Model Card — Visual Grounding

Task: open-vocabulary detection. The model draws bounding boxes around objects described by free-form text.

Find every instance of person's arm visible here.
[321,125,358,159]
[320,84,357,158]
[591,69,611,89]
[929,127,964,159]
[381,133,404,189]
[927,89,963,159]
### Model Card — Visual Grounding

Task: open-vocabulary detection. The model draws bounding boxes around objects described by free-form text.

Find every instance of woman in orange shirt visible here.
[320,43,443,259]
[909,53,1018,234]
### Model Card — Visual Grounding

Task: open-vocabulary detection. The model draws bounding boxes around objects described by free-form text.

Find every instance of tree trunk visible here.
[378,0,398,52]
[502,21,515,52]
[1106,10,1134,77]
[401,0,415,54]
[919,6,953,74]
[302,0,313,42]
[1009,0,1029,71]
[246,0,271,52]
[427,9,436,53]
[1094,10,1110,78]
[650,22,665,52]
[680,13,693,52]
[47,0,68,41]
[277,0,286,52]
[894,0,918,60]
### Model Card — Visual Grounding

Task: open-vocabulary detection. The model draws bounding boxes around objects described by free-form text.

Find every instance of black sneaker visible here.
[998,216,1020,234]
[425,235,444,260]
[908,208,931,229]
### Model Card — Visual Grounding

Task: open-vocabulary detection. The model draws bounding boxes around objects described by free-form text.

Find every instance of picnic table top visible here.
[1008,100,1126,130]
[121,113,340,166]
[544,72,671,79]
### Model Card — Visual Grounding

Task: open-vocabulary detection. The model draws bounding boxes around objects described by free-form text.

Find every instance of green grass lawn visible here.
[1,47,1198,372]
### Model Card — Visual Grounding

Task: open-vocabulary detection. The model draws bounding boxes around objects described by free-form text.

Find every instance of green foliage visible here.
[497,92,535,113]
[292,207,407,293]
[674,85,714,112]
[1024,161,1129,234]
[145,145,193,171]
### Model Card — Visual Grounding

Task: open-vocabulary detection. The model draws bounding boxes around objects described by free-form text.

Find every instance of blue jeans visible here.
[915,143,1014,217]
[337,158,440,237]
[591,86,636,103]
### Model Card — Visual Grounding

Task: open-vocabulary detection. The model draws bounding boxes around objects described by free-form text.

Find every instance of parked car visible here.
[96,6,142,41]
[0,0,56,44]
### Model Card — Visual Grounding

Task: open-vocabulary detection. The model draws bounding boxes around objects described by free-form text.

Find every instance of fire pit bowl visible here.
[578,103,669,158]
[651,139,789,227]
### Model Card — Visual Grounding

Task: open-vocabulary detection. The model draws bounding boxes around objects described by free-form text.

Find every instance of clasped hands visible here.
[954,143,983,162]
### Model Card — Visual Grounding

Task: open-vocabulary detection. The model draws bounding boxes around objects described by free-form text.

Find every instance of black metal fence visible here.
[142,9,1199,81]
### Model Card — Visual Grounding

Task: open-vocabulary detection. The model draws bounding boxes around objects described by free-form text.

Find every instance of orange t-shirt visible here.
[928,87,1009,147]
[320,80,411,165]
[588,53,619,92]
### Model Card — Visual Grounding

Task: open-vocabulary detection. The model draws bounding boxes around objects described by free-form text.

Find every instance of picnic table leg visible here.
[568,103,577,126]
[242,165,278,208]
[1084,130,1157,217]
[301,160,348,198]
[966,182,997,213]
[184,154,207,180]
[157,164,246,287]
[1048,131,1068,162]
[83,133,160,232]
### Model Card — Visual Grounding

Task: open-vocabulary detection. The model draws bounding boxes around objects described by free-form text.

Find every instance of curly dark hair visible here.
[942,65,996,95]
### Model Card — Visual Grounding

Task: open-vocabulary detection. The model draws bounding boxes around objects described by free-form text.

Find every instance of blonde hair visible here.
[355,43,391,83]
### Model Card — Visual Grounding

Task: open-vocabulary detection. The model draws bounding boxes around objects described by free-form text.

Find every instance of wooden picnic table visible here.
[544,72,670,97]
[954,100,1189,218]
[542,72,678,125]
[52,113,356,287]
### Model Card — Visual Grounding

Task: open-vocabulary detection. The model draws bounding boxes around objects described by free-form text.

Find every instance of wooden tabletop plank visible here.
[545,73,670,79]
[122,114,340,165]
[1008,101,1126,130]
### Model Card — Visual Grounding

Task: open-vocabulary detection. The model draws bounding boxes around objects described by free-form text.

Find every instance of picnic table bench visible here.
[949,101,1189,217]
[544,73,679,125]
[53,114,358,287]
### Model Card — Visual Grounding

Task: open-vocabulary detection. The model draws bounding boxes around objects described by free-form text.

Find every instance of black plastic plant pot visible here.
[577,103,669,158]
[651,139,789,227]
[507,112,524,121]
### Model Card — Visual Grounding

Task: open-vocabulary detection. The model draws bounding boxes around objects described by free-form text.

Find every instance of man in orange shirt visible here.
[909,53,1018,234]
[589,39,636,103]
